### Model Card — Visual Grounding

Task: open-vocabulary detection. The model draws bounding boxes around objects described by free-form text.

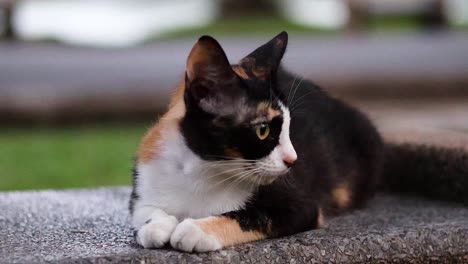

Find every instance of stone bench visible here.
[2,99,468,263]
[1,187,467,263]
[2,87,468,264]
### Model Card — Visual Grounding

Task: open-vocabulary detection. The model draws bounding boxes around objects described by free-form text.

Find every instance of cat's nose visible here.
[283,156,296,168]
[281,144,297,168]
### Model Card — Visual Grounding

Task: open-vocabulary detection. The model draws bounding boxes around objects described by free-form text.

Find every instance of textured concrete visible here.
[356,99,468,151]
[1,187,467,263]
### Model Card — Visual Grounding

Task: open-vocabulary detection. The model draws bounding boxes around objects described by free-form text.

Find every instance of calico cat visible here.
[129,32,468,252]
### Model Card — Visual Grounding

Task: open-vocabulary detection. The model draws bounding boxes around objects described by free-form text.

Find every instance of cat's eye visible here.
[256,124,270,140]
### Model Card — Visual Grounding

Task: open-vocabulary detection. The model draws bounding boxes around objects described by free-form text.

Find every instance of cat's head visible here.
[181,32,297,185]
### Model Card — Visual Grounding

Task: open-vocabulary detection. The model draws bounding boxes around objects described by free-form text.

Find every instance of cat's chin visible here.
[252,170,290,186]
[258,176,278,185]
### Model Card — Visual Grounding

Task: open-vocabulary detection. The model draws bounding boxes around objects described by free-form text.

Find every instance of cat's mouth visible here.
[256,168,290,185]
[204,161,289,188]
[241,164,290,186]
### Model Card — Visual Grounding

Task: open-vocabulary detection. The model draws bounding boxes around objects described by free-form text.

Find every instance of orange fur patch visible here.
[267,107,281,120]
[257,101,281,121]
[232,65,249,80]
[332,184,351,209]
[166,81,186,119]
[138,122,164,163]
[317,208,325,228]
[252,68,267,79]
[168,80,185,109]
[224,148,243,159]
[137,81,186,163]
[195,216,266,247]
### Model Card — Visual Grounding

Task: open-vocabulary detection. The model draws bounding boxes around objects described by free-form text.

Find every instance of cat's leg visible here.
[170,205,322,252]
[133,206,179,248]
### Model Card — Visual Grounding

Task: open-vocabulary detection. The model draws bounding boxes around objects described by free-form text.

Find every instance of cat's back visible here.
[278,69,381,150]
[277,69,384,209]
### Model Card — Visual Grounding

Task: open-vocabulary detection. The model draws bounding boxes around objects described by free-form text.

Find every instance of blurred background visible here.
[1,0,468,191]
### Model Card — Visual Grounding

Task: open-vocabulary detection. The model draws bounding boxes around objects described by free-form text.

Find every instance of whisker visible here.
[204,155,258,162]
[285,170,294,186]
[203,166,250,180]
[223,172,251,193]
[289,77,304,107]
[209,170,252,189]
[203,161,255,167]
[290,91,312,111]
[215,168,259,191]
[196,160,255,171]
[287,75,298,104]
[269,78,273,105]
[196,162,256,179]
[224,168,262,193]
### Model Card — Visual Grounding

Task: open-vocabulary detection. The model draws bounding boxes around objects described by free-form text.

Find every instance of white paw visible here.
[170,219,222,252]
[136,214,178,248]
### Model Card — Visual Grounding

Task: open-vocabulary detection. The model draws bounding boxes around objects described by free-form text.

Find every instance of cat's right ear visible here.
[185,36,236,103]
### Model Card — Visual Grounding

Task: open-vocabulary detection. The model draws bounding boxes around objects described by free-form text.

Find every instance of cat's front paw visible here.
[136,214,178,248]
[170,219,222,252]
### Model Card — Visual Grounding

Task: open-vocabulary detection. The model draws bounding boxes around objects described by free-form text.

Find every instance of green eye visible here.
[256,124,270,140]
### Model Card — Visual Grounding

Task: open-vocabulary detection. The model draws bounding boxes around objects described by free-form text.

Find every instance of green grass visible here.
[0,125,147,191]
[153,15,467,41]
[453,23,468,31]
[154,16,336,41]
[369,15,422,32]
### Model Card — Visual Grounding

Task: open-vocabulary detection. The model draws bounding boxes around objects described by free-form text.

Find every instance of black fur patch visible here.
[219,66,384,237]
[383,143,468,205]
[179,32,385,238]
[128,161,139,216]
[130,32,468,244]
[181,33,288,162]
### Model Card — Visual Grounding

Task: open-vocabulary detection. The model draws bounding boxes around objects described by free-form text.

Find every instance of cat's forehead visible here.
[251,101,281,124]
[211,97,282,127]
[228,65,283,124]
[231,64,272,97]
[229,99,282,127]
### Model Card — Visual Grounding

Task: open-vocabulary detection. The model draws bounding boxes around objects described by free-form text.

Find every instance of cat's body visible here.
[130,32,468,252]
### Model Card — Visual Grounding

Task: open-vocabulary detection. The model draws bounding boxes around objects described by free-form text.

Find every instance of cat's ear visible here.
[240,31,288,76]
[185,36,236,102]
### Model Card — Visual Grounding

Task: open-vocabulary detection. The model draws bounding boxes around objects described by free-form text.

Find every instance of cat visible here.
[129,31,468,252]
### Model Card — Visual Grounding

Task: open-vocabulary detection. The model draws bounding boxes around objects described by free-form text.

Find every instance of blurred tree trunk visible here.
[2,0,16,39]
[220,0,276,17]
[421,0,447,30]
[346,0,370,32]
[346,0,447,32]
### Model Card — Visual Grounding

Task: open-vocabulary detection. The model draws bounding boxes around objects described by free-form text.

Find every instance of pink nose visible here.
[283,155,297,168]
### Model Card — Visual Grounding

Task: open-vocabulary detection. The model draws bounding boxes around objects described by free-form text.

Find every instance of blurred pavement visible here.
[1,33,468,122]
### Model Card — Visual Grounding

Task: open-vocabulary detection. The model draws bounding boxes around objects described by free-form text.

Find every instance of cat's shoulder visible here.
[137,81,186,163]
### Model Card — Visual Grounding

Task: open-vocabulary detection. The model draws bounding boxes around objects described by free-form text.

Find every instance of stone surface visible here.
[356,99,468,151]
[1,187,467,263]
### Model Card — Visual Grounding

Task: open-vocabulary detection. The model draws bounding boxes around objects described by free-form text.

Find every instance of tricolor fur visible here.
[129,32,468,252]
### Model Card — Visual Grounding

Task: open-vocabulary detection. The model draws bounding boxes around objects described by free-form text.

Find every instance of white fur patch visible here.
[278,102,297,162]
[136,209,178,248]
[132,101,297,248]
[132,125,255,231]
[257,102,297,180]
[170,219,222,252]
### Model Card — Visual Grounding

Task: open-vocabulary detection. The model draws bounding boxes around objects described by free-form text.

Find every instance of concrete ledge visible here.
[1,187,467,263]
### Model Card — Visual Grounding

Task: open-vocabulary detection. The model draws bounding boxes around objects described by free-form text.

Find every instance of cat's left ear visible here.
[240,31,288,77]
